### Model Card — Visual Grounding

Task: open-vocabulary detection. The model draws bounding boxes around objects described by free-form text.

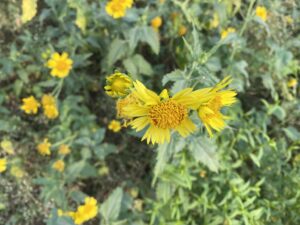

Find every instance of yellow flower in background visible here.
[37,138,51,156]
[21,96,40,114]
[108,120,122,132]
[197,77,237,137]
[73,197,98,225]
[210,13,219,29]
[116,93,139,118]
[122,81,201,144]
[59,144,71,155]
[105,0,127,19]
[42,94,59,119]
[104,72,133,97]
[151,16,163,30]
[221,27,236,39]
[0,158,7,173]
[256,6,267,22]
[47,52,73,78]
[119,0,133,8]
[287,78,297,88]
[10,166,24,178]
[178,25,187,36]
[21,0,37,23]
[1,140,15,155]
[52,160,65,172]
[285,15,294,25]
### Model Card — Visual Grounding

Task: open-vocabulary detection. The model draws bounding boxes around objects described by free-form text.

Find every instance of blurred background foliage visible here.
[0,0,300,224]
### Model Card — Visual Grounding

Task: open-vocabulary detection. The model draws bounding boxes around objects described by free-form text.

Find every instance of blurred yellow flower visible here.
[210,13,219,29]
[73,197,98,225]
[133,199,143,211]
[178,25,187,36]
[42,94,59,119]
[104,72,133,97]
[116,93,139,118]
[221,27,236,39]
[197,77,237,137]
[119,0,133,8]
[285,15,294,25]
[121,81,201,144]
[151,16,163,30]
[21,96,40,114]
[59,144,71,155]
[1,140,15,155]
[21,0,37,23]
[10,166,24,178]
[37,138,51,156]
[256,6,267,22]
[105,0,127,19]
[287,78,297,88]
[108,120,122,132]
[0,158,7,173]
[52,160,65,172]
[47,52,73,78]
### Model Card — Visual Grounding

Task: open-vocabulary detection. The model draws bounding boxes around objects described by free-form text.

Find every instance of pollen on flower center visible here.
[56,60,68,71]
[149,100,187,129]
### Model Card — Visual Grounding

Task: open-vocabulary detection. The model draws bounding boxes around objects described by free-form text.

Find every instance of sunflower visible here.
[121,81,203,144]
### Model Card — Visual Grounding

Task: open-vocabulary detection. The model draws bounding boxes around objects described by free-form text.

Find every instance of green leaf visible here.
[100,187,123,223]
[107,39,129,67]
[123,54,153,78]
[94,143,118,160]
[189,137,219,172]
[283,126,300,141]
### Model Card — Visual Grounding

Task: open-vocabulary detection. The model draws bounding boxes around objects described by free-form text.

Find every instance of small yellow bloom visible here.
[221,27,236,39]
[116,93,139,118]
[210,13,219,29]
[21,96,40,114]
[197,76,237,137]
[287,78,297,88]
[21,0,37,23]
[255,6,267,22]
[59,144,71,155]
[105,0,127,19]
[285,16,294,25]
[47,52,73,78]
[42,94,56,106]
[178,25,187,36]
[52,160,65,172]
[73,197,98,225]
[0,158,7,173]
[37,138,51,156]
[1,140,15,155]
[133,199,143,211]
[104,72,133,97]
[42,94,59,119]
[151,16,163,29]
[10,166,24,178]
[108,120,122,132]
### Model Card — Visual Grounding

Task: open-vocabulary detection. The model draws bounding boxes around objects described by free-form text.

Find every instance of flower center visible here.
[56,60,68,71]
[149,100,187,129]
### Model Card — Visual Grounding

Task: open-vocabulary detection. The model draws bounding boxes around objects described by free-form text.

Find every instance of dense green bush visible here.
[0,0,299,225]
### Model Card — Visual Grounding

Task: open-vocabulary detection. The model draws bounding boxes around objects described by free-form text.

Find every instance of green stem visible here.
[52,79,64,98]
[52,133,78,148]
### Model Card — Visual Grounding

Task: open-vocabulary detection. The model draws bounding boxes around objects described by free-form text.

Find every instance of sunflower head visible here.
[104,72,133,98]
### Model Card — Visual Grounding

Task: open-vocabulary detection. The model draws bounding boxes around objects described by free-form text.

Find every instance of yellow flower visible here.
[21,0,37,23]
[151,16,163,29]
[59,144,71,155]
[37,138,51,156]
[285,16,294,25]
[1,140,15,155]
[73,197,98,225]
[178,25,187,36]
[287,78,297,88]
[21,96,40,114]
[42,94,59,119]
[197,77,237,137]
[221,27,236,39]
[116,93,139,118]
[105,0,127,19]
[10,166,24,178]
[210,13,219,29]
[121,81,203,144]
[255,6,267,22]
[118,0,133,8]
[47,52,73,78]
[108,120,122,132]
[104,72,133,97]
[44,105,59,119]
[0,158,7,173]
[52,160,65,172]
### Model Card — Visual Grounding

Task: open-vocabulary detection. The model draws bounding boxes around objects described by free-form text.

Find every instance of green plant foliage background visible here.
[0,0,300,225]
